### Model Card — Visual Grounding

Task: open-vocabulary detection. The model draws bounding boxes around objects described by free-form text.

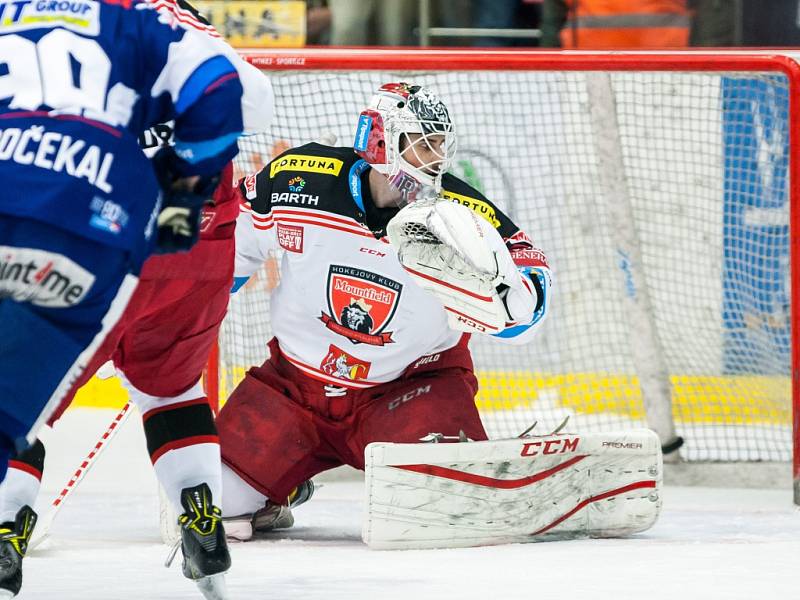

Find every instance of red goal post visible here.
[211,49,800,503]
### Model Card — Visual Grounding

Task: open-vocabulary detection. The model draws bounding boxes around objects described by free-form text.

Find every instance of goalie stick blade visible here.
[362,430,662,550]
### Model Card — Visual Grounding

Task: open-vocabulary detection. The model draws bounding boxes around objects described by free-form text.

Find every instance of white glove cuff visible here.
[503,282,537,323]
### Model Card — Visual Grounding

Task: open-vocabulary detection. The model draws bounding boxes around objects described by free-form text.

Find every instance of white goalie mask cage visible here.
[354,82,456,199]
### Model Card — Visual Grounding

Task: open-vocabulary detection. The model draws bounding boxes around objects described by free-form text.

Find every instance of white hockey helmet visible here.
[354,82,456,198]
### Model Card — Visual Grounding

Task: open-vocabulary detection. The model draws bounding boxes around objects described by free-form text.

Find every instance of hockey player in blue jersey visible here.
[0,0,249,595]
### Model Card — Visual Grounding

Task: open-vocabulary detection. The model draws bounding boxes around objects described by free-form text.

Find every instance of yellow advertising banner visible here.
[194,0,306,48]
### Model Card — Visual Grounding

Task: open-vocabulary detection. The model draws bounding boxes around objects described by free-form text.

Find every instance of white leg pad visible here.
[363,429,662,550]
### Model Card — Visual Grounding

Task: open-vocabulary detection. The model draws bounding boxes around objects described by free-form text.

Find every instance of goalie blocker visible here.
[363,429,662,550]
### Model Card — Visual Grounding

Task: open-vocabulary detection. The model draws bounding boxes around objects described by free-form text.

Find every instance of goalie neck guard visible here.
[353,82,456,203]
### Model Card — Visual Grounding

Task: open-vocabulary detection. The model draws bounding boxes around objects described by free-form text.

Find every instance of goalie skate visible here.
[363,429,662,550]
[252,479,315,532]
[224,480,315,542]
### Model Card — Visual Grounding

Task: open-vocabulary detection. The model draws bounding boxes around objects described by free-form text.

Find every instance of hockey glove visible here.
[151,147,220,254]
[387,199,534,334]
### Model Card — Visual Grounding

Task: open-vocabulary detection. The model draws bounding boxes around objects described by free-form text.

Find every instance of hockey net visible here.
[215,50,799,496]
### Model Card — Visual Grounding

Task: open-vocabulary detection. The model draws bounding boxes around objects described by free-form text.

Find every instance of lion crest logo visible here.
[320,265,402,346]
[340,299,374,334]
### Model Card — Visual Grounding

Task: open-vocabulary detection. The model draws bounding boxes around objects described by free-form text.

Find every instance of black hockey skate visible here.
[0,506,37,598]
[252,479,315,533]
[170,484,230,600]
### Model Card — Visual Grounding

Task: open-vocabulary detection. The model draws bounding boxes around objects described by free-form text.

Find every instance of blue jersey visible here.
[0,0,244,255]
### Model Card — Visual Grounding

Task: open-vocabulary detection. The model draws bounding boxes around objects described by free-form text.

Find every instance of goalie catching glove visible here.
[387,198,539,334]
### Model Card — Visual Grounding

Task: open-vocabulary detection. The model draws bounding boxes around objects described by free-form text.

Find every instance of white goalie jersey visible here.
[233,143,552,389]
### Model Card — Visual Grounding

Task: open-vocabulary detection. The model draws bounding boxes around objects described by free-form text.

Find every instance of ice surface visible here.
[17,409,800,600]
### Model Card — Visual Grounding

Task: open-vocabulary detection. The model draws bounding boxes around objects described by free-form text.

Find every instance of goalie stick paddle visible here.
[29,402,133,550]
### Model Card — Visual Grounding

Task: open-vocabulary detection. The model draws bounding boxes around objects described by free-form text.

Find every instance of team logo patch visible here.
[243,173,258,199]
[277,223,304,253]
[288,176,306,192]
[320,344,371,381]
[320,265,402,346]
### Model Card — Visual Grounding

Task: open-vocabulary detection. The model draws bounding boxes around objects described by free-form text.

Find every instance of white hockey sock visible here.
[121,375,223,514]
[0,464,41,523]
[220,463,268,517]
[153,442,223,513]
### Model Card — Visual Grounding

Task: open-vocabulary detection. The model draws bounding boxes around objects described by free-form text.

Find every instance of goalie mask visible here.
[354,82,456,204]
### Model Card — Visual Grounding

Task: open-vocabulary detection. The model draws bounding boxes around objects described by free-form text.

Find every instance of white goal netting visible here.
[219,60,793,464]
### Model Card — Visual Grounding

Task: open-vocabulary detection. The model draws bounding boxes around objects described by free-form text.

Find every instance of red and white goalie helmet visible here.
[354,82,456,200]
